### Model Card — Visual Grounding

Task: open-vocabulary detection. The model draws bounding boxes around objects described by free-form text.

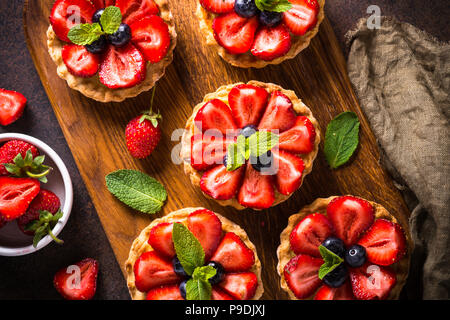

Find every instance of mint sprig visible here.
[25,210,64,248]
[186,265,216,300]
[4,150,52,183]
[255,0,292,12]
[100,6,122,34]
[318,245,344,280]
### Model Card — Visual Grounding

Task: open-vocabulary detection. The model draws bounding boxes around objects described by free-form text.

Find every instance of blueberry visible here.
[345,244,367,268]
[240,125,257,138]
[234,0,259,18]
[92,9,105,25]
[207,261,225,285]
[179,279,187,299]
[323,263,348,288]
[250,150,275,173]
[85,35,107,54]
[172,256,189,278]
[223,154,228,168]
[322,237,345,258]
[259,11,282,27]
[108,23,131,47]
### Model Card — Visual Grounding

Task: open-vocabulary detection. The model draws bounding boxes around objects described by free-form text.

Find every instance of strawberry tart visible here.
[180,81,320,210]
[277,196,412,300]
[47,0,177,102]
[197,0,325,68]
[125,208,264,300]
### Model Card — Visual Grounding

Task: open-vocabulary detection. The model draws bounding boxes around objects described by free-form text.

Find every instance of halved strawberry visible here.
[146,285,183,300]
[200,0,235,14]
[358,219,407,266]
[250,24,291,61]
[350,263,396,300]
[0,140,38,175]
[283,0,320,36]
[191,134,234,171]
[116,0,159,26]
[50,0,96,42]
[99,44,146,89]
[212,12,259,55]
[212,287,234,300]
[284,254,323,299]
[228,84,269,128]
[314,281,355,300]
[62,44,99,78]
[327,196,375,246]
[0,89,27,126]
[290,213,333,257]
[53,258,98,300]
[258,91,296,132]
[187,209,222,260]
[0,177,40,221]
[210,232,255,272]
[238,162,275,209]
[130,15,171,63]
[272,149,305,196]
[194,99,238,136]
[218,272,258,300]
[147,222,175,259]
[200,165,245,200]
[134,251,180,292]
[278,116,316,154]
[91,0,116,10]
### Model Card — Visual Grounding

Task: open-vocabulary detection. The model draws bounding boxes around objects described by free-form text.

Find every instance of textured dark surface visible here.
[0,0,448,300]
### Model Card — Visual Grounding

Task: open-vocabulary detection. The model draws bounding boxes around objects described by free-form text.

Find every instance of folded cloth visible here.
[346,16,450,299]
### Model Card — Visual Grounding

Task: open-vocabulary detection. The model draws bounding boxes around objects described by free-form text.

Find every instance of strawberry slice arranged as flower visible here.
[0,89,27,126]
[62,45,100,78]
[191,133,234,171]
[218,272,258,300]
[228,84,269,128]
[350,263,396,300]
[194,99,238,135]
[283,0,320,36]
[251,25,292,61]
[146,285,184,300]
[212,287,234,300]
[91,0,116,10]
[258,91,296,132]
[187,209,222,260]
[200,0,235,14]
[116,0,159,26]
[200,165,245,200]
[278,116,316,154]
[314,281,355,300]
[147,222,175,259]
[238,162,275,209]
[0,177,40,221]
[210,232,255,272]
[272,149,305,196]
[284,254,323,299]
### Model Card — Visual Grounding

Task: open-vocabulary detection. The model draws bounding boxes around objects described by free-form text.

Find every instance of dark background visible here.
[0,0,448,300]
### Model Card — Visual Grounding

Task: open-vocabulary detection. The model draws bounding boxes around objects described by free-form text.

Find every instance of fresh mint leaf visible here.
[186,277,212,300]
[105,169,167,214]
[192,265,216,282]
[67,23,104,45]
[100,6,122,34]
[172,223,205,276]
[318,245,344,280]
[248,131,279,157]
[324,111,360,169]
[226,135,247,171]
[255,0,292,12]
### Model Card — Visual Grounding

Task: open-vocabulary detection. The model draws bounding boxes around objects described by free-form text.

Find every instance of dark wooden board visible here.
[24,0,411,299]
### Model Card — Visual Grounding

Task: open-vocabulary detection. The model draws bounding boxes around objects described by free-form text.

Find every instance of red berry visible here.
[250,24,292,61]
[125,115,161,159]
[283,0,320,36]
[200,165,245,200]
[278,116,316,154]
[0,177,40,221]
[116,0,159,26]
[0,140,38,175]
[62,44,99,78]
[0,89,27,126]
[187,209,222,260]
[200,0,235,14]
[210,232,255,272]
[283,254,323,299]
[258,91,296,132]
[228,84,269,128]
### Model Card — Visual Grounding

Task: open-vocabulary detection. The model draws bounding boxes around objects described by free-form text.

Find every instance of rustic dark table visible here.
[0,0,448,300]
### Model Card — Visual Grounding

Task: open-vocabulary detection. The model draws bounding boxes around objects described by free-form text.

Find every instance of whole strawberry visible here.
[0,140,39,175]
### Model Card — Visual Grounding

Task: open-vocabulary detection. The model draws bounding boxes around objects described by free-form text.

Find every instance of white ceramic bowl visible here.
[0,133,73,256]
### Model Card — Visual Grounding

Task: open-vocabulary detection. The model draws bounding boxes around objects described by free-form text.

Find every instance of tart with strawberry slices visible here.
[47,0,176,102]
[277,196,412,300]
[197,0,325,68]
[180,81,320,210]
[125,208,263,300]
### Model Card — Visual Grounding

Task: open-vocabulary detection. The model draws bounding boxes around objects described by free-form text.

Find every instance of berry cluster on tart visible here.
[197,0,325,68]
[125,208,263,300]
[47,0,177,102]
[277,196,412,300]
[180,81,320,210]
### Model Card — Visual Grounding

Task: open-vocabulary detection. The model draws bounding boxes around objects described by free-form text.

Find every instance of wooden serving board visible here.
[24,0,411,299]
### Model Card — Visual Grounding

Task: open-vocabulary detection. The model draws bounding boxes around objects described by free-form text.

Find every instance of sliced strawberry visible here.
[228,84,269,128]
[210,232,255,272]
[99,44,146,89]
[194,99,238,135]
[258,91,296,132]
[0,89,27,126]
[314,281,355,300]
[91,0,116,10]
[200,165,245,200]
[350,263,396,300]
[213,12,259,55]
[278,116,316,154]
[187,209,222,260]
[0,140,38,175]
[50,0,96,42]
[147,222,175,259]
[62,44,99,78]
[358,219,407,266]
[146,285,183,300]
[115,0,159,26]
[283,0,320,36]
[0,177,40,221]
[212,286,234,300]
[191,133,234,171]
[134,251,180,292]
[327,196,375,246]
[272,149,305,196]
[238,162,275,209]
[53,258,98,300]
[200,0,235,14]
[250,24,291,61]
[283,254,323,299]
[290,213,333,257]
[130,15,171,63]
[218,272,258,300]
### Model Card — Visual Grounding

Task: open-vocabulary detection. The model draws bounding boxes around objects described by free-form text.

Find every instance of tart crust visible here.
[125,207,264,300]
[180,81,321,210]
[196,0,325,68]
[47,0,177,102]
[276,196,413,300]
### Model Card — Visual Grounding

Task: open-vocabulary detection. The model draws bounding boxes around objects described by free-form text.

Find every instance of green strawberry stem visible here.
[47,226,64,245]
[139,86,161,127]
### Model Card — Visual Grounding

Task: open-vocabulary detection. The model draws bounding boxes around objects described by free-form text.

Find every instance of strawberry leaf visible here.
[5,150,52,182]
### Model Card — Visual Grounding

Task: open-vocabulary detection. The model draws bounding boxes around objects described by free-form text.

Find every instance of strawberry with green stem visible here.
[4,150,52,183]
[25,209,64,248]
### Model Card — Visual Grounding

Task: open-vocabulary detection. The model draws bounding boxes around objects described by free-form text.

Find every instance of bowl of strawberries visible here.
[0,133,73,256]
